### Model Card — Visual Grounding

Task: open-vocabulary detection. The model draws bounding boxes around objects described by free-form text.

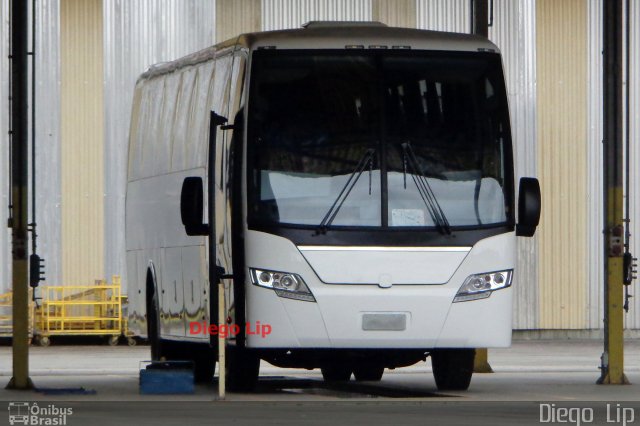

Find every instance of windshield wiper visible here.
[401,142,451,235]
[314,148,376,235]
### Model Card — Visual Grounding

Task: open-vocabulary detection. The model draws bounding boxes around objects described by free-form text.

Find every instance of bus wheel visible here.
[321,365,352,382]
[226,346,260,392]
[353,365,384,382]
[431,349,475,391]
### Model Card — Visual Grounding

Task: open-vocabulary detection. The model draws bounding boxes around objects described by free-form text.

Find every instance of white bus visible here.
[126,22,540,391]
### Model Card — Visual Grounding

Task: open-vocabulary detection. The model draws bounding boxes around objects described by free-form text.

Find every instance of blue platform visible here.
[139,361,195,395]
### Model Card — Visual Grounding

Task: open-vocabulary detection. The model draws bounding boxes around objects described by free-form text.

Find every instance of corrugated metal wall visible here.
[417,0,469,33]
[372,0,415,28]
[35,0,62,287]
[587,0,604,330]
[627,0,640,329]
[536,0,588,329]
[103,1,216,292]
[0,0,62,291]
[217,0,260,42]
[262,0,371,31]
[0,0,9,293]
[60,0,104,286]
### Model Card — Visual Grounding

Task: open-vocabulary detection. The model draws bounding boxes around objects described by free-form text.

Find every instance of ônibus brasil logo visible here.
[8,402,73,425]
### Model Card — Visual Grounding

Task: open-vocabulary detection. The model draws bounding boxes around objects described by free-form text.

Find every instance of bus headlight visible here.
[249,268,316,302]
[453,270,513,303]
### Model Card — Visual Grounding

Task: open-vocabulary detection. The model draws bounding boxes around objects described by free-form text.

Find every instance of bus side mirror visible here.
[180,177,209,236]
[516,177,541,237]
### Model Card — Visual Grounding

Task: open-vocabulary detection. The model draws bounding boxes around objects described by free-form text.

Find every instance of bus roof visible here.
[139,22,499,80]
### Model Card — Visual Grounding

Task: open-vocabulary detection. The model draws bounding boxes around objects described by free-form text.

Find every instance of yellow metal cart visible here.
[34,276,126,346]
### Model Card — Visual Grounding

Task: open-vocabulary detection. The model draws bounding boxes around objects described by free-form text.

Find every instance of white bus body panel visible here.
[299,246,469,285]
[126,168,210,342]
[245,231,514,349]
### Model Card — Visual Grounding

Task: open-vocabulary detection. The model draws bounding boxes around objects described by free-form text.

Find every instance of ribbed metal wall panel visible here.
[216,0,260,42]
[0,0,61,291]
[103,1,216,292]
[61,0,104,286]
[587,0,604,330]
[262,0,371,31]
[625,0,640,329]
[416,0,469,33]
[0,0,9,293]
[372,0,416,28]
[35,0,62,287]
[536,0,588,329]
[488,0,538,330]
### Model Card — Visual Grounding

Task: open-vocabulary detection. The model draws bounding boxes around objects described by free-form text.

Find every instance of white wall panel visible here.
[262,0,371,31]
[103,0,216,293]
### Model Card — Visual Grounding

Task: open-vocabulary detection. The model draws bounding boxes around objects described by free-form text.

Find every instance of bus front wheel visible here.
[431,349,475,391]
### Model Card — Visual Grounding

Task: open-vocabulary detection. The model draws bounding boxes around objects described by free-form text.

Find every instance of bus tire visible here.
[321,365,352,382]
[226,345,260,392]
[431,348,475,391]
[353,365,384,382]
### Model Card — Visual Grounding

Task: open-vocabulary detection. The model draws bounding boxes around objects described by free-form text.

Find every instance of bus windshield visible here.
[247,50,512,230]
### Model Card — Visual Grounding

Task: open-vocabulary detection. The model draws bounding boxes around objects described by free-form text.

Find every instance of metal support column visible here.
[6,0,34,390]
[598,0,628,386]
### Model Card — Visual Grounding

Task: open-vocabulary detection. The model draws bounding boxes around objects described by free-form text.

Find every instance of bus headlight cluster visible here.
[453,270,513,303]
[250,268,316,302]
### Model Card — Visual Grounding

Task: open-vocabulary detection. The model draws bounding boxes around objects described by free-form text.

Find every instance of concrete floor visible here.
[1,339,639,425]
